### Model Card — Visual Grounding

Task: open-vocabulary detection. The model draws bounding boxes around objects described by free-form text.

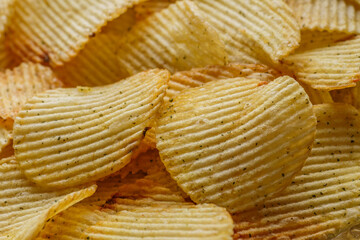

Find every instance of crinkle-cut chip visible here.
[331,84,360,110]
[233,103,360,240]
[0,62,64,121]
[300,82,334,104]
[333,224,360,239]
[115,0,228,77]
[83,203,233,240]
[134,0,176,20]
[0,156,97,240]
[36,204,107,240]
[285,0,360,34]
[296,30,355,53]
[54,10,137,87]
[5,0,147,66]
[141,127,157,149]
[283,36,360,90]
[13,69,169,189]
[195,0,300,64]
[167,63,281,101]
[156,76,316,213]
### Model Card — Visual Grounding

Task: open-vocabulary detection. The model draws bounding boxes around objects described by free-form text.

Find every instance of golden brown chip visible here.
[0,124,11,154]
[115,0,228,77]
[134,0,175,20]
[156,76,316,213]
[167,63,281,101]
[13,69,169,189]
[286,0,360,33]
[0,156,97,240]
[6,0,145,66]
[283,36,360,90]
[54,10,137,87]
[233,103,360,240]
[0,62,63,122]
[195,0,300,64]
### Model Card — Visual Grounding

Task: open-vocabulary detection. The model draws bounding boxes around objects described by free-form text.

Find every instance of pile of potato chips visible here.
[1,0,360,239]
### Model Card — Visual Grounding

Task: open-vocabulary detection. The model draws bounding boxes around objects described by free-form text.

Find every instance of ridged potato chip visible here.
[0,0,17,70]
[233,103,360,240]
[286,0,360,33]
[13,69,169,188]
[156,76,317,213]
[5,0,146,66]
[54,10,137,87]
[167,63,280,101]
[0,62,63,122]
[0,156,97,240]
[300,82,334,104]
[195,0,300,64]
[283,36,360,90]
[134,0,175,20]
[115,0,228,77]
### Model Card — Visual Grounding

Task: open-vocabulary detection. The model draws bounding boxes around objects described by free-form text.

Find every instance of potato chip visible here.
[5,0,145,66]
[0,124,10,154]
[296,30,354,53]
[283,36,360,90]
[300,82,334,104]
[54,10,137,87]
[13,69,169,188]
[0,62,63,122]
[167,63,280,102]
[134,0,175,20]
[156,76,316,213]
[285,0,360,34]
[195,0,300,64]
[115,0,228,77]
[0,156,97,240]
[233,103,360,240]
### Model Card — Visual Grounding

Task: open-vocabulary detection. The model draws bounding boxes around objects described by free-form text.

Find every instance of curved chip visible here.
[283,36,360,90]
[54,10,137,87]
[13,69,169,188]
[5,0,145,66]
[134,0,175,20]
[115,0,228,77]
[233,103,360,240]
[195,0,300,64]
[156,76,317,213]
[286,0,360,34]
[0,62,63,122]
[300,82,334,104]
[0,124,11,154]
[0,156,97,240]
[167,63,280,101]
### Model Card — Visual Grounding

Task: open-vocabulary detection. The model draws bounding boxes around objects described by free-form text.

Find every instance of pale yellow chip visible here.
[13,69,169,189]
[5,0,145,66]
[167,63,280,102]
[54,10,137,87]
[286,0,360,33]
[296,30,354,53]
[115,0,228,77]
[233,103,360,240]
[300,82,334,104]
[195,0,300,64]
[283,36,360,90]
[0,156,97,240]
[134,0,175,20]
[0,62,64,122]
[156,76,317,213]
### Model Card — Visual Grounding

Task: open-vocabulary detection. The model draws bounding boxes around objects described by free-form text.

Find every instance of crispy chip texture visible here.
[286,0,360,33]
[6,0,145,66]
[134,0,175,20]
[167,63,280,101]
[0,62,63,122]
[156,76,316,213]
[195,0,300,64]
[233,103,360,240]
[115,0,228,77]
[284,36,360,90]
[54,10,137,87]
[300,83,334,104]
[0,156,97,240]
[0,125,10,154]
[13,69,169,188]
